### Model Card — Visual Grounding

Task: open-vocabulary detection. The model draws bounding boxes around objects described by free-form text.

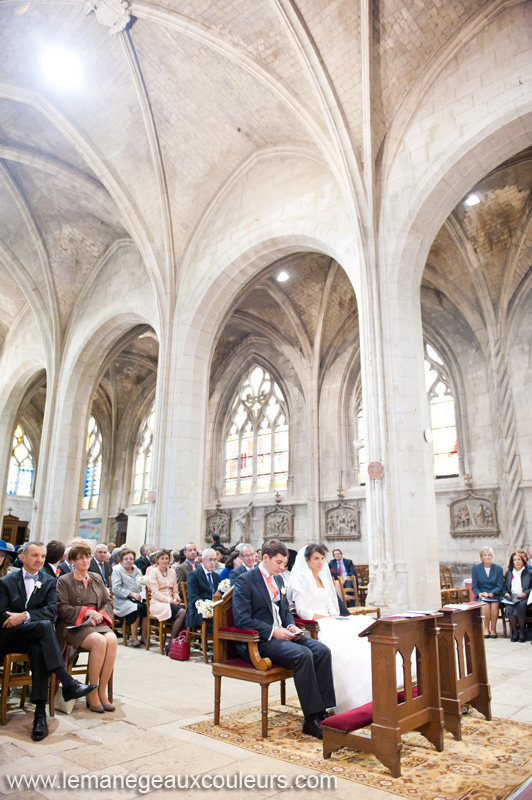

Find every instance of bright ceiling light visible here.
[276,271,289,282]
[463,193,480,207]
[41,48,81,89]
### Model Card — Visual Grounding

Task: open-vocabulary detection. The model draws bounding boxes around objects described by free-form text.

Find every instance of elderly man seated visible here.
[0,542,96,741]
[186,548,220,627]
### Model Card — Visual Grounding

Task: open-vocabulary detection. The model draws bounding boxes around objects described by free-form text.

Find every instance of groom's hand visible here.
[273,627,297,640]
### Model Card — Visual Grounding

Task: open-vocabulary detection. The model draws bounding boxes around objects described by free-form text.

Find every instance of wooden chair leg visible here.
[260,684,269,738]
[48,675,56,717]
[1,658,11,725]
[280,679,286,705]
[201,622,208,663]
[159,621,165,655]
[122,619,128,645]
[214,675,221,725]
[108,669,113,703]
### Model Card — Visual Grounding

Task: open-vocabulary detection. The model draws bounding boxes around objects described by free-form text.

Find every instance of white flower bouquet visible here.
[195,598,214,619]
[217,578,231,595]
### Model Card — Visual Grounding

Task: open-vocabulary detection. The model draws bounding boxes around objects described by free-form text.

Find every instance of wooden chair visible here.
[181,581,212,663]
[1,653,56,725]
[437,603,491,740]
[145,587,173,655]
[440,567,469,605]
[322,614,444,777]
[335,576,381,618]
[354,564,369,605]
[212,585,297,738]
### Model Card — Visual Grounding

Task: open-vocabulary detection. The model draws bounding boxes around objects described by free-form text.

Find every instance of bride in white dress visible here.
[290,544,377,714]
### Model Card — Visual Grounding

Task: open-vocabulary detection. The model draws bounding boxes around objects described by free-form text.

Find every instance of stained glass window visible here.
[7,424,34,496]
[224,366,288,495]
[424,343,459,477]
[82,415,102,510]
[133,405,155,504]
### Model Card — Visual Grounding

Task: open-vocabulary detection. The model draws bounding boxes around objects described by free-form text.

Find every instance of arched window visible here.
[424,342,459,477]
[7,424,34,496]
[224,366,288,496]
[132,404,155,505]
[82,415,102,510]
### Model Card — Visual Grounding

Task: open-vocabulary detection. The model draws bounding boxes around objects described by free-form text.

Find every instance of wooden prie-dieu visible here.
[322,613,445,778]
[437,603,491,740]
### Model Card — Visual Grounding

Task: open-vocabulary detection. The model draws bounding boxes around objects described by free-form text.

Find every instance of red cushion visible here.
[322,701,374,732]
[322,687,419,734]
[294,617,318,626]
[222,657,285,670]
[219,626,258,635]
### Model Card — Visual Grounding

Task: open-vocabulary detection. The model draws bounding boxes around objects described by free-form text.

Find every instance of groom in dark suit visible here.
[0,542,95,741]
[233,539,336,739]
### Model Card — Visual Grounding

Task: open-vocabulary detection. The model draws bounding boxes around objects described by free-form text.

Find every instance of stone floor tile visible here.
[506,705,532,723]
[125,740,238,775]
[0,754,86,796]
[60,730,170,770]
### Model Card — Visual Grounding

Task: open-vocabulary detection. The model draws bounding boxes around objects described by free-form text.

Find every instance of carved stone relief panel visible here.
[205,500,231,544]
[263,493,294,541]
[449,491,499,537]
[323,499,361,540]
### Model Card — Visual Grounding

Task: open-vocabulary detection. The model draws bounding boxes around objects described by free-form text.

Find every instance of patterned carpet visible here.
[184,700,532,800]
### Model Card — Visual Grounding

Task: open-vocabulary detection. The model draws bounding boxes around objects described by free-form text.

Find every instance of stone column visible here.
[360,275,441,610]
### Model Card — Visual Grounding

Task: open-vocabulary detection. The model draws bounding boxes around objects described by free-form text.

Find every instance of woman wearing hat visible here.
[0,541,16,578]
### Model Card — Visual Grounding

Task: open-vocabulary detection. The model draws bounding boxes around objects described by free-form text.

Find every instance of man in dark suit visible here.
[42,540,66,580]
[186,548,220,627]
[134,544,154,575]
[57,546,74,575]
[88,543,112,588]
[229,543,255,585]
[174,542,199,588]
[0,542,96,741]
[233,539,335,740]
[329,549,357,580]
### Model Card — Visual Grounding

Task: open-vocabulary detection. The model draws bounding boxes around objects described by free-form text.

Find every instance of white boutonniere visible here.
[34,580,42,590]
[280,586,287,596]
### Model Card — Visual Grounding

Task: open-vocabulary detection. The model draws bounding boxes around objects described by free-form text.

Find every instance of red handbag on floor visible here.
[169,631,190,661]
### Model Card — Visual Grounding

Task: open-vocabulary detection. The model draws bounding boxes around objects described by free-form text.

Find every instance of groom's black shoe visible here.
[315,710,329,722]
[31,713,49,741]
[62,681,98,702]
[302,716,323,740]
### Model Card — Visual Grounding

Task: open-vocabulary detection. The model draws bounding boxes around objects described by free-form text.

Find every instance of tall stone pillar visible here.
[361,276,441,610]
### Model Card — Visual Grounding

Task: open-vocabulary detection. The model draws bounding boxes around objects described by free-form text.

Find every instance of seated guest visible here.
[471,546,504,638]
[89,543,112,588]
[186,548,220,627]
[174,542,199,586]
[229,544,255,584]
[148,550,186,642]
[219,550,241,582]
[503,550,531,642]
[42,540,65,580]
[135,544,154,575]
[0,540,16,577]
[56,543,117,713]
[0,542,96,740]
[112,548,147,646]
[57,546,74,575]
[213,550,225,575]
[329,549,357,581]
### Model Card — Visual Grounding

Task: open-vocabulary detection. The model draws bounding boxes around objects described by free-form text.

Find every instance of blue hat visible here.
[0,540,16,558]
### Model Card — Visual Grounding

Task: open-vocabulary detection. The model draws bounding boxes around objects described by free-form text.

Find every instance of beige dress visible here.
[148,566,181,621]
[56,571,114,649]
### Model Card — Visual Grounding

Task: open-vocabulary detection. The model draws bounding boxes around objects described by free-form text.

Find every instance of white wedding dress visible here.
[290,569,375,714]
[290,551,411,715]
